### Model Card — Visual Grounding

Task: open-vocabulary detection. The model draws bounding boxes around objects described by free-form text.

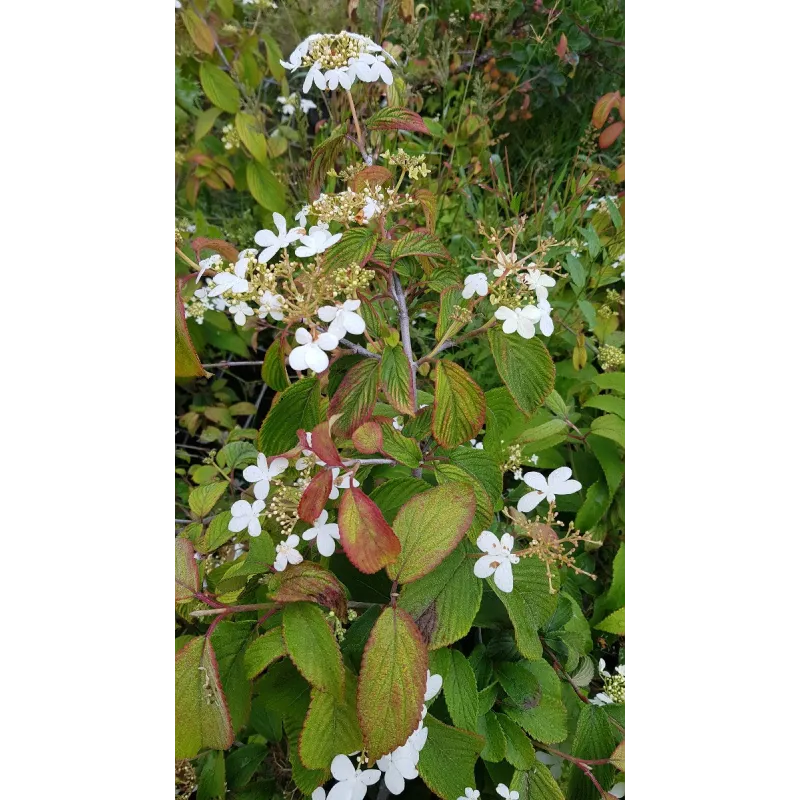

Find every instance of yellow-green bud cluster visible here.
[333,263,374,298]
[222,123,240,151]
[603,673,625,704]
[381,148,432,180]
[306,33,369,69]
[598,345,625,372]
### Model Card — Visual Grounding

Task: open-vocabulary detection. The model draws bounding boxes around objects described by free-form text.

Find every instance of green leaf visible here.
[579,225,601,259]
[199,62,240,113]
[399,541,483,649]
[418,715,484,800]
[587,435,624,496]
[244,628,287,679]
[262,33,285,80]
[300,671,363,769]
[449,446,503,505]
[338,487,401,574]
[211,620,253,733]
[501,660,568,745]
[365,106,431,134]
[436,284,466,340]
[380,344,415,415]
[195,106,222,142]
[323,227,379,271]
[574,480,611,533]
[189,482,227,518]
[497,714,536,769]
[226,743,268,790]
[328,359,381,437]
[565,254,586,289]
[434,462,493,545]
[357,607,428,759]
[309,131,346,193]
[583,395,625,419]
[176,538,199,602]
[175,637,234,758]
[283,602,345,700]
[176,282,211,378]
[491,557,558,659]
[592,372,624,393]
[379,423,423,468]
[592,544,624,624]
[369,477,429,523]
[246,161,287,213]
[202,511,235,552]
[433,360,486,448]
[196,750,226,800]
[478,712,506,762]
[262,338,290,391]
[391,229,451,262]
[565,705,617,799]
[258,377,322,455]
[235,111,267,164]
[387,483,476,583]
[590,414,625,448]
[182,10,215,54]
[594,606,625,635]
[516,419,568,446]
[487,328,555,416]
[442,649,479,731]
[511,763,566,800]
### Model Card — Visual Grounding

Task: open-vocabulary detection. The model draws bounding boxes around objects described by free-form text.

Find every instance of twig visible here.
[190,600,378,617]
[390,274,417,410]
[339,338,381,360]
[244,382,268,429]
[201,360,263,368]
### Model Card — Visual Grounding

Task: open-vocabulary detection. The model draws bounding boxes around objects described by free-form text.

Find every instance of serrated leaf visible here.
[594,607,624,635]
[309,132,346,195]
[478,711,506,762]
[511,763,566,800]
[199,62,240,113]
[391,229,451,262]
[442,649,479,731]
[436,284,466,340]
[266,562,348,620]
[262,338,290,391]
[283,602,345,700]
[369,477,429,523]
[328,359,381,437]
[365,106,431,134]
[418,716,484,800]
[244,628,287,679]
[211,620,253,732]
[323,227,379,271]
[583,395,625,419]
[300,670,362,769]
[565,705,617,799]
[574,480,611,533]
[379,423,422,468]
[380,344,415,415]
[246,161,286,213]
[434,462,493,545]
[565,254,586,289]
[176,538,200,602]
[183,10,215,54]
[352,420,383,454]
[297,468,333,523]
[338,487,401,574]
[449,446,503,505]
[357,607,428,759]
[350,165,393,191]
[610,740,625,771]
[226,743,268,790]
[433,360,486,448]
[176,281,211,378]
[387,483,476,583]
[196,750,226,800]
[501,660,568,745]
[175,637,234,758]
[259,377,322,455]
[487,328,555,416]
[235,111,267,164]
[497,714,536,769]
[592,372,625,393]
[415,188,437,231]
[189,482,227,518]
[587,435,624,496]
[202,511,235,552]
[590,414,625,448]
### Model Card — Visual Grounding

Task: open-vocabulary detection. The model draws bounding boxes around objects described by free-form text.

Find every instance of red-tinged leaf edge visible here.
[266,562,348,620]
[302,422,344,467]
[176,538,200,602]
[365,106,431,135]
[338,487,401,574]
[350,165,393,192]
[352,420,383,454]
[176,279,211,379]
[592,91,621,129]
[297,469,334,523]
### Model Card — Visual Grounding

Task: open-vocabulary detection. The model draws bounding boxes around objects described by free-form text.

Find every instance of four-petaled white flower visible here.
[243,454,289,500]
[474,531,520,593]
[295,226,343,258]
[458,789,480,800]
[295,432,325,470]
[523,269,556,302]
[494,305,541,339]
[277,94,296,115]
[258,290,285,321]
[317,299,366,339]
[517,467,582,513]
[599,658,625,679]
[255,212,304,264]
[295,205,310,228]
[329,468,359,499]
[303,62,328,93]
[376,743,419,795]
[470,439,484,450]
[328,754,381,800]
[362,196,382,221]
[424,670,442,701]
[229,300,254,326]
[535,751,564,780]
[300,98,317,113]
[324,67,354,91]
[289,327,340,374]
[209,259,249,297]
[349,52,394,85]
[537,298,554,337]
[462,273,489,299]
[406,719,428,751]
[496,785,519,800]
[229,499,266,537]
[196,253,222,283]
[302,509,341,557]
[274,534,303,571]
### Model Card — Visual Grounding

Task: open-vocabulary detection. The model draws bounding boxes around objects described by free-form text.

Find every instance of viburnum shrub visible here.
[176,25,625,800]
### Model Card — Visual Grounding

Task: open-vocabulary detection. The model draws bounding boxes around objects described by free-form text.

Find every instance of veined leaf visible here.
[175,538,199,602]
[176,281,211,378]
[259,377,322,455]
[338,487,401,574]
[380,344,415,415]
[590,414,625,448]
[182,10,215,54]
[328,359,381,436]
[391,229,451,262]
[369,477,429,523]
[418,716,484,800]
[365,106,431,134]
[478,712,506,762]
[211,620,253,733]
[246,161,287,213]
[594,606,624,635]
[352,420,383,454]
[199,62,240,113]
[323,227,379,271]
[235,111,267,164]
[309,132,346,195]
[433,360,486,448]
[189,482,227,518]
[378,423,422,468]
[565,705,617,799]
[265,562,348,620]
[511,763,566,800]
[305,420,345,467]
[496,714,536,769]
[297,468,333,523]
[442,649,479,732]
[244,628,287,679]
[357,607,428,760]
[436,285,465,341]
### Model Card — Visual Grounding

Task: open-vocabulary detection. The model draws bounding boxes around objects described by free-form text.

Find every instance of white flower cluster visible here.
[277,92,317,117]
[590,658,625,706]
[280,32,396,93]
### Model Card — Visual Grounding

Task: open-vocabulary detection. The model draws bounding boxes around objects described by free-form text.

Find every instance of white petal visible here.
[318,305,338,322]
[473,554,498,579]
[295,245,314,258]
[289,345,309,371]
[517,490,545,513]
[267,457,289,477]
[228,516,249,533]
[424,671,443,700]
[304,345,329,373]
[295,327,312,345]
[317,332,340,351]
[330,755,356,782]
[243,465,265,482]
[287,548,304,565]
[343,311,365,335]
[517,316,535,339]
[274,553,288,571]
[476,530,501,553]
[384,766,405,795]
[359,769,381,786]
[248,518,262,537]
[523,471,548,491]
[253,479,270,500]
[493,560,514,593]
[316,532,336,557]
[539,313,554,336]
[499,533,515,551]
[496,785,510,800]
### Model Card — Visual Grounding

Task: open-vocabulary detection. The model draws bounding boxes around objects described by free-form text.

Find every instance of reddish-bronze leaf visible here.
[303,422,344,467]
[556,33,568,61]
[599,121,624,149]
[592,91,621,129]
[297,469,333,523]
[365,106,431,135]
[328,359,381,437]
[350,165,393,192]
[175,538,200,602]
[176,280,211,378]
[357,607,428,760]
[338,487,401,574]
[266,562,348,620]
[352,420,383,454]
[190,237,239,263]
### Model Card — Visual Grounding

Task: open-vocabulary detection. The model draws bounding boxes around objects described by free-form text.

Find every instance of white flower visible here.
[289,327,340,374]
[589,692,615,706]
[362,196,382,220]
[392,417,404,431]
[229,300,254,326]
[229,499,266,537]
[458,789,480,800]
[517,467,582,513]
[470,439,484,450]
[300,98,317,113]
[277,94,296,115]
[494,305,541,338]
[329,467,359,499]
[295,205,310,228]
[328,754,381,800]
[258,290,285,321]
[255,212,304,263]
[376,744,419,795]
[535,751,563,780]
[523,269,556,301]
[496,785,518,800]
[474,532,520,593]
[302,509,341,557]
[537,299,554,337]
[324,67,355,91]
[609,782,625,798]
[295,226,342,258]
[175,0,182,8]
[462,273,489,299]
[196,253,222,283]
[318,299,366,338]
[274,534,303,571]
[424,670,442,701]
[243,454,289,500]
[598,658,625,679]
[209,259,248,297]
[348,52,394,86]
[295,432,325,470]
[303,62,328,93]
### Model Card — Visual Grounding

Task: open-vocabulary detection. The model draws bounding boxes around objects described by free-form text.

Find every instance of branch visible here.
[190,600,378,617]
[201,360,263,368]
[390,273,418,410]
[339,338,381,359]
